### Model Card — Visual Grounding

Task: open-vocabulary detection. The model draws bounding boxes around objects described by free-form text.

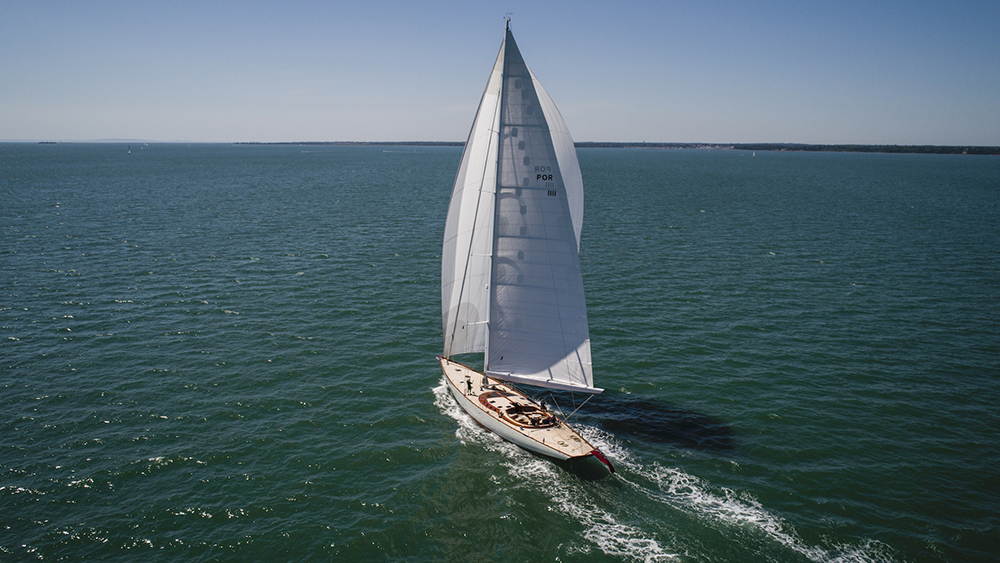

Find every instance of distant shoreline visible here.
[577,142,1000,155]
[234,141,999,155]
[23,140,999,155]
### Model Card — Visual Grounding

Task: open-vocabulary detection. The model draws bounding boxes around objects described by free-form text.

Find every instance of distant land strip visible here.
[236,141,465,147]
[234,141,999,155]
[577,142,1000,155]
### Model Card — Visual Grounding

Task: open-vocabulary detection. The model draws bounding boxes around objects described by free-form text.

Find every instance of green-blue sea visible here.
[2,143,998,562]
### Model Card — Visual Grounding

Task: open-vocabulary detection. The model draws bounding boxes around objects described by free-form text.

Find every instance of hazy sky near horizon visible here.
[3,1,998,145]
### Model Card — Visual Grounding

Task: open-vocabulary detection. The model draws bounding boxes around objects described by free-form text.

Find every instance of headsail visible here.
[441,38,504,358]
[442,23,600,394]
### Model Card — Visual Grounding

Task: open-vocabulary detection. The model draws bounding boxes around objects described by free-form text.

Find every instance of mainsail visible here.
[442,23,599,394]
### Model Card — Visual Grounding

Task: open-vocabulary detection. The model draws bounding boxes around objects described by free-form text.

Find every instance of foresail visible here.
[486,29,599,394]
[441,38,505,357]
[531,70,585,252]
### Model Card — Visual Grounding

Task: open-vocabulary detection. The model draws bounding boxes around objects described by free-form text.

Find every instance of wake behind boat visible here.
[439,20,613,475]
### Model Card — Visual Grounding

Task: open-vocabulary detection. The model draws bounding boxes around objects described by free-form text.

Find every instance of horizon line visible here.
[10,140,999,155]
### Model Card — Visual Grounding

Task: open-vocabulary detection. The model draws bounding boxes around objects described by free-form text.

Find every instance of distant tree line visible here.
[729,143,999,155]
[574,142,722,150]
[235,141,465,147]
[572,142,999,155]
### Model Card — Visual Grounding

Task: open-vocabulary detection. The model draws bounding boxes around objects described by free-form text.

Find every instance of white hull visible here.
[440,356,611,468]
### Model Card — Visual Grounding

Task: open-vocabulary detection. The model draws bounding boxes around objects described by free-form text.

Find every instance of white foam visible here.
[432,377,501,448]
[432,378,893,562]
[493,442,677,562]
[625,462,893,563]
[433,377,678,562]
[521,461,678,562]
[575,424,896,562]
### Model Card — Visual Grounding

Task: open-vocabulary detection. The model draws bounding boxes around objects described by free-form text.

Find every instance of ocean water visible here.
[2,143,998,562]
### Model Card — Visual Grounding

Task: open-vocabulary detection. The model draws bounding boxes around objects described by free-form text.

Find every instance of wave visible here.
[620,460,893,563]
[435,376,680,561]
[433,377,896,563]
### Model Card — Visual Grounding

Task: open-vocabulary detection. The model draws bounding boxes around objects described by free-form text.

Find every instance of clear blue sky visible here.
[3,0,998,145]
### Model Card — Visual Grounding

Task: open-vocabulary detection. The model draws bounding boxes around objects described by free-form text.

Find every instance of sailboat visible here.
[439,20,614,475]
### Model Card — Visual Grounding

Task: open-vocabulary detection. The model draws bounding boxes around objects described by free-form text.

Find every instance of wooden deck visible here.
[440,356,597,460]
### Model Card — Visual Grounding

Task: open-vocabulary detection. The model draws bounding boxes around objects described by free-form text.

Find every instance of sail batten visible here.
[442,25,597,394]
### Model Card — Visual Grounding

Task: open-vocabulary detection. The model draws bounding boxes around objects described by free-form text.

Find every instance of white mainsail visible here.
[442,24,600,394]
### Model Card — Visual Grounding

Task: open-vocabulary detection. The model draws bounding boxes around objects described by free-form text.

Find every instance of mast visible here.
[441,28,506,361]
[446,80,501,361]
[485,20,511,376]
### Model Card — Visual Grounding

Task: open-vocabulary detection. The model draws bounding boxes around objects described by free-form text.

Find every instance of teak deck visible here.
[440,356,596,459]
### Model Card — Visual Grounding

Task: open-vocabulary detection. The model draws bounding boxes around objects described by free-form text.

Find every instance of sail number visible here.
[535,165,552,181]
